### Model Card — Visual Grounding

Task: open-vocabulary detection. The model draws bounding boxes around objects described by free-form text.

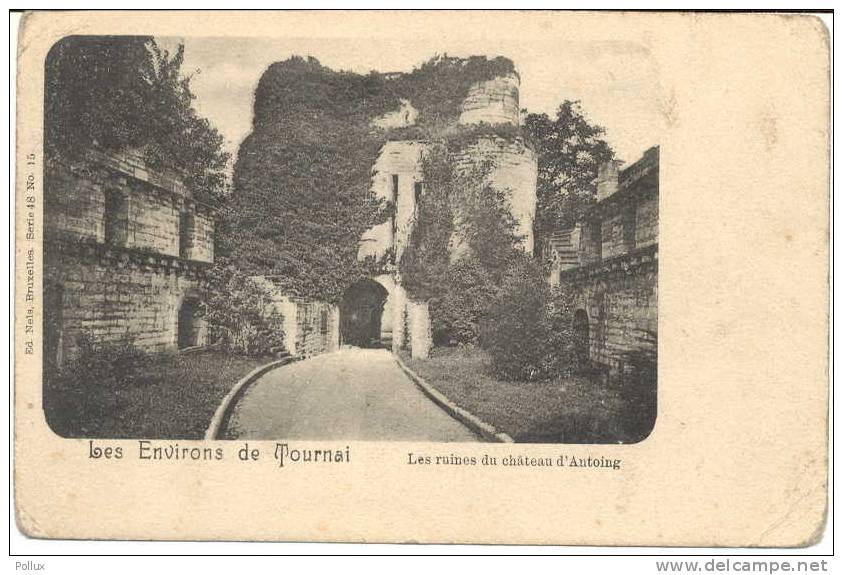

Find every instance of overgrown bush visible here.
[43,332,152,437]
[400,142,524,345]
[479,255,579,381]
[429,257,498,346]
[202,263,285,356]
[47,332,151,391]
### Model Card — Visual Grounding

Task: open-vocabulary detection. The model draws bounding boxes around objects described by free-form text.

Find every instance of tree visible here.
[45,36,229,204]
[523,101,614,257]
[479,254,579,381]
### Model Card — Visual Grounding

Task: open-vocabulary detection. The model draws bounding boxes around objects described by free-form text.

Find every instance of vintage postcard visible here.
[13,10,829,545]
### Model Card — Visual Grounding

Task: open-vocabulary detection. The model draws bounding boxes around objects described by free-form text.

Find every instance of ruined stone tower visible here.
[453,73,537,254]
[357,66,538,357]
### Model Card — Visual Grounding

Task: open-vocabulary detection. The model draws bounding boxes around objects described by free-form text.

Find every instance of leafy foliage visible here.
[397,145,456,302]
[429,257,499,346]
[226,57,396,302]
[523,101,614,255]
[399,141,524,345]
[54,332,151,389]
[45,36,229,204]
[226,54,517,303]
[201,261,285,356]
[389,55,517,132]
[451,159,524,271]
[479,255,579,381]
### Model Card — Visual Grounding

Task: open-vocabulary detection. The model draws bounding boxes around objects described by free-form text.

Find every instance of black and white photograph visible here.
[11,8,832,554]
[41,33,661,443]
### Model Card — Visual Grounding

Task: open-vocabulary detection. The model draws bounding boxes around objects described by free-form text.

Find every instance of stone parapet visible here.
[43,245,209,363]
[459,73,521,126]
[560,243,658,284]
[85,148,190,199]
[45,153,215,263]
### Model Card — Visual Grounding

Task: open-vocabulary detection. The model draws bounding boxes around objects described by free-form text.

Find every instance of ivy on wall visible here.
[399,140,525,345]
[225,54,518,303]
[389,55,517,132]
[226,57,396,303]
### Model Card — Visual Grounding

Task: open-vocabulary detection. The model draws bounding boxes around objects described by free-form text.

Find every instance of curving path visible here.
[224,348,479,441]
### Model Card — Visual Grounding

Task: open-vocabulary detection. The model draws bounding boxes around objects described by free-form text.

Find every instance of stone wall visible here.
[564,253,658,375]
[293,300,340,358]
[559,146,659,377]
[45,154,215,261]
[453,135,538,254]
[597,160,623,201]
[591,193,658,261]
[44,159,107,243]
[126,186,182,256]
[635,194,659,248]
[576,149,659,265]
[44,244,209,364]
[370,275,430,359]
[43,150,215,366]
[406,299,432,359]
[359,141,427,263]
[600,212,631,259]
[180,205,215,264]
[258,283,339,359]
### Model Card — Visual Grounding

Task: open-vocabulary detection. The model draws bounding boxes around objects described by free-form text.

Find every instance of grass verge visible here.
[44,350,272,439]
[401,346,655,443]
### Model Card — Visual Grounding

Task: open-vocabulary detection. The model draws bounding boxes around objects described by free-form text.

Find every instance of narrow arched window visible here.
[179,209,194,259]
[103,189,128,247]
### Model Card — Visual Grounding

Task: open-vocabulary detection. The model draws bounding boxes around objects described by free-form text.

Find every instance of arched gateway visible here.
[340,278,389,348]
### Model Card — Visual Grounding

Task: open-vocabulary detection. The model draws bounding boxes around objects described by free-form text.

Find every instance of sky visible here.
[159,36,663,166]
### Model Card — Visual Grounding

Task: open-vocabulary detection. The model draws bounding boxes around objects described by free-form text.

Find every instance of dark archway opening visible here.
[178,297,201,349]
[573,309,590,370]
[340,279,388,348]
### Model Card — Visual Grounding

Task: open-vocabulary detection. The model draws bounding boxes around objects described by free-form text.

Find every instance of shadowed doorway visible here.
[340,279,388,348]
[573,309,590,369]
[177,296,202,349]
